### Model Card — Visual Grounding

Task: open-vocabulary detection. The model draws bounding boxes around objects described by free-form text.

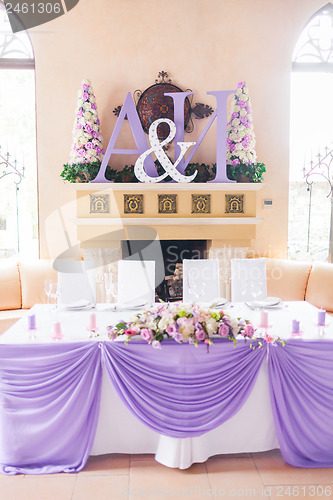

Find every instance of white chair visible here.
[117,260,155,307]
[231,258,267,302]
[56,260,96,306]
[182,259,220,303]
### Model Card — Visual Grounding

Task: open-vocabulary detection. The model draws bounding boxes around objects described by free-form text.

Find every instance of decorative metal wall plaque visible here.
[89,194,110,214]
[113,71,214,139]
[191,194,211,214]
[124,194,144,214]
[225,194,244,214]
[158,194,177,214]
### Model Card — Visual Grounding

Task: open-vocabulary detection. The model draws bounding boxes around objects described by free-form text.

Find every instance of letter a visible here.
[91,92,158,182]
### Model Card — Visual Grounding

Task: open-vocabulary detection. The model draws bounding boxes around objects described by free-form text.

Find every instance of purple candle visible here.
[318,309,326,327]
[292,319,300,334]
[28,314,36,330]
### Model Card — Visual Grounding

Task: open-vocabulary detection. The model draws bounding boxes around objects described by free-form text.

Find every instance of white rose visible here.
[234,105,240,112]
[240,108,247,116]
[232,118,240,127]
[239,93,248,101]
[84,102,91,111]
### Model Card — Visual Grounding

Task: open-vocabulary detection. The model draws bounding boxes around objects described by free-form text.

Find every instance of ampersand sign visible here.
[134,118,197,183]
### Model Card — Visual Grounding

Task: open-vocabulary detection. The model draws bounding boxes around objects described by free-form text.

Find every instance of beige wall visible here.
[29,0,326,259]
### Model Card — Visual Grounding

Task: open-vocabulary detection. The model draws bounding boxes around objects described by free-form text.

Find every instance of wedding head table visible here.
[0,301,333,475]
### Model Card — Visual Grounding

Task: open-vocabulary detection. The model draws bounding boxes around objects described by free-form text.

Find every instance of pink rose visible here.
[82,83,89,90]
[82,92,89,100]
[86,142,93,149]
[77,149,85,157]
[237,81,245,89]
[91,103,97,110]
[195,329,205,341]
[218,323,230,337]
[85,124,93,133]
[230,143,236,152]
[232,159,240,166]
[238,100,247,108]
[140,328,153,342]
[244,323,255,338]
[167,324,178,337]
[231,112,239,119]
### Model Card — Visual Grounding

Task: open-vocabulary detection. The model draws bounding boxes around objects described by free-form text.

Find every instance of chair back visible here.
[117,260,155,307]
[182,259,220,303]
[231,258,267,302]
[57,260,96,305]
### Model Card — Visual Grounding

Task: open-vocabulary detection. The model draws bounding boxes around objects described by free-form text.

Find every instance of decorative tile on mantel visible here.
[124,194,144,214]
[192,194,211,214]
[225,194,244,214]
[89,194,110,214]
[158,194,177,214]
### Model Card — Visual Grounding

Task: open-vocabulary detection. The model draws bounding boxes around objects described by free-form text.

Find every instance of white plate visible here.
[246,297,282,309]
[63,301,94,311]
[210,298,228,308]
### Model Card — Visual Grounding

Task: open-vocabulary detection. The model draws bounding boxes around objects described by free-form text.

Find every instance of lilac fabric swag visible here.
[0,339,265,474]
[268,339,333,468]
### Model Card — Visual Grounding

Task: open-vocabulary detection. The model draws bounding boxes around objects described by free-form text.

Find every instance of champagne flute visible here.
[50,282,61,311]
[44,279,53,305]
[104,273,115,309]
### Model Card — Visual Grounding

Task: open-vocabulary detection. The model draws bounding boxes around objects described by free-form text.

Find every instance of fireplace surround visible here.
[74,182,264,301]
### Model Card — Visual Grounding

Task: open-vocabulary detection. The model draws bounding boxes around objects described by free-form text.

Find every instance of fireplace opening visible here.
[121,239,208,301]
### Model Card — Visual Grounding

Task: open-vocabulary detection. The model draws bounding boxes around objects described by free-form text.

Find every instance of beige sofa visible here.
[0,257,332,335]
[0,259,57,334]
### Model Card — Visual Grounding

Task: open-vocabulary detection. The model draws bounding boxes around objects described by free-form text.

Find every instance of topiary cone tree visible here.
[226,81,265,182]
[64,79,104,181]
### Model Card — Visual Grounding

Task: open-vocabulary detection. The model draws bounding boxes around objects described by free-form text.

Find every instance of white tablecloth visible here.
[1,301,330,469]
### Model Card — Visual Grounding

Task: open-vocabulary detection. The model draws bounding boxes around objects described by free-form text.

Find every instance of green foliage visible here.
[226,162,266,183]
[60,161,265,183]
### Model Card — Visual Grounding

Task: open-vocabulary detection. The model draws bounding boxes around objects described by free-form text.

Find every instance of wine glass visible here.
[104,273,115,309]
[50,282,61,310]
[44,279,53,305]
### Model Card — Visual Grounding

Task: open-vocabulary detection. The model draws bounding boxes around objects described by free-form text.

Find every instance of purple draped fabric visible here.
[101,339,266,438]
[268,339,333,468]
[0,342,102,475]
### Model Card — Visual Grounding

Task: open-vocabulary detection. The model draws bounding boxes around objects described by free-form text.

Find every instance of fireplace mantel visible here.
[71,182,264,192]
[72,182,264,246]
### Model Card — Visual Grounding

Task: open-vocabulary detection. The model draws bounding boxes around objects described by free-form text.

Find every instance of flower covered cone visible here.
[226,81,257,166]
[70,79,104,165]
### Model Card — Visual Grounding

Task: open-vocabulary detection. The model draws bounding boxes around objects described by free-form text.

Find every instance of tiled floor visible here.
[1,450,333,500]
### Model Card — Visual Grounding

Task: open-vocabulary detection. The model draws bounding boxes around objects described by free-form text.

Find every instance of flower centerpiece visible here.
[226,81,265,183]
[107,302,257,349]
[61,79,105,182]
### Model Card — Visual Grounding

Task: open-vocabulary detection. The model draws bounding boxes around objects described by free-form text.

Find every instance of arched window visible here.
[0,1,37,258]
[293,3,333,70]
[288,3,333,261]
